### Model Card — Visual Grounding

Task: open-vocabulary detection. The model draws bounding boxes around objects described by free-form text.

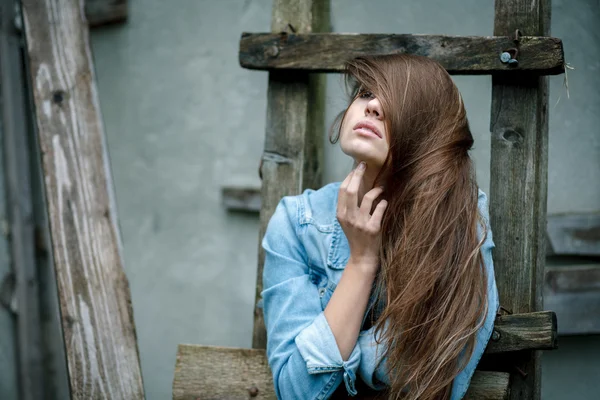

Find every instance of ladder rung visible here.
[173,345,511,399]
[239,33,564,75]
[486,311,557,354]
[85,0,128,27]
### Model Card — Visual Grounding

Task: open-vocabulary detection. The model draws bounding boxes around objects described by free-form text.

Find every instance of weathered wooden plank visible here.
[465,371,510,400]
[253,0,330,349]
[546,213,600,256]
[173,345,275,400]
[489,0,551,398]
[0,1,43,398]
[239,33,564,75]
[85,0,127,27]
[173,345,510,400]
[222,186,262,212]
[544,265,600,335]
[486,311,557,354]
[21,0,144,398]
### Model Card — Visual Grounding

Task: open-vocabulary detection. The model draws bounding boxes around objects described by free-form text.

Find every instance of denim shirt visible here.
[261,182,499,400]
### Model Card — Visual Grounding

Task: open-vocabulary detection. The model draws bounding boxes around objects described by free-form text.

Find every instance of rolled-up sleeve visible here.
[357,325,390,390]
[262,196,361,399]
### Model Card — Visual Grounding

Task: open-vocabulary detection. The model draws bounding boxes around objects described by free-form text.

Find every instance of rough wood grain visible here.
[544,265,600,334]
[0,1,44,398]
[173,345,276,400]
[253,0,330,349]
[489,0,551,399]
[239,33,564,75]
[465,371,510,399]
[486,311,557,354]
[546,213,600,256]
[173,345,510,400]
[21,0,144,398]
[85,0,127,27]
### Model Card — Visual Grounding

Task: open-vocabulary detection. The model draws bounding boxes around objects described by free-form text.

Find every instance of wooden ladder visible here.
[174,0,563,399]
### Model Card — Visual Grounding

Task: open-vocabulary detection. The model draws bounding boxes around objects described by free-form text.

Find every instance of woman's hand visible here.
[337,162,388,275]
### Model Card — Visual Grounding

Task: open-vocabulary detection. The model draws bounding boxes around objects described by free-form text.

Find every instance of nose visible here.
[365,97,383,119]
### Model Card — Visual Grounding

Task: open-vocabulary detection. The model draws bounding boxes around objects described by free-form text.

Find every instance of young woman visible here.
[261,54,499,400]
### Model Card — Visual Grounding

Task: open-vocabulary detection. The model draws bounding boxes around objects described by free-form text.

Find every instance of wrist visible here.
[347,256,379,279]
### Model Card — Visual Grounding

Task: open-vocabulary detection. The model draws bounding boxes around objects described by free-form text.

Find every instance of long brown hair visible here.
[332,54,488,399]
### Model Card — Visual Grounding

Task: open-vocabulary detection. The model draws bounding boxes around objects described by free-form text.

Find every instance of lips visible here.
[353,121,382,139]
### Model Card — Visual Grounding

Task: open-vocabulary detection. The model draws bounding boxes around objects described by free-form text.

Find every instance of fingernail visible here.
[358,162,366,170]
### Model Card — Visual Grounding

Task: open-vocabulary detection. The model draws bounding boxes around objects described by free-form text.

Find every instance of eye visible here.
[358,90,375,100]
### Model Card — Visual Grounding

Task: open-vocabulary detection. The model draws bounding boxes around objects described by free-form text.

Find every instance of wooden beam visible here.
[489,0,550,398]
[173,345,510,400]
[544,265,600,335]
[20,0,144,398]
[222,186,262,213]
[486,311,557,354]
[0,1,44,398]
[546,213,600,256]
[85,0,127,27]
[465,371,510,400]
[253,0,330,349]
[239,33,564,75]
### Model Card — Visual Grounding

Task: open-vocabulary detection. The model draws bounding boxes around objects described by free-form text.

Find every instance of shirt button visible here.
[319,288,326,297]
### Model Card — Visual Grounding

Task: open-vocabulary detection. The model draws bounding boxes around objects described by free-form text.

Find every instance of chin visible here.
[341,147,382,165]
[347,151,385,168]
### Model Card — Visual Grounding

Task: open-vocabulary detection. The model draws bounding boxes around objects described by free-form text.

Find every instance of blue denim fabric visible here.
[261,182,499,399]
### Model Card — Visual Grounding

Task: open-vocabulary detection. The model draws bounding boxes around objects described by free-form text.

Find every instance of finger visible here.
[339,169,354,191]
[359,187,384,216]
[346,162,366,210]
[338,170,354,214]
[368,200,388,230]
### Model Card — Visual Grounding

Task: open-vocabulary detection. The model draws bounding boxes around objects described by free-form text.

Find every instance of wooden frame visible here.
[20,0,143,397]
[489,0,551,398]
[252,0,330,350]
[173,346,511,400]
[240,33,564,75]
[173,0,563,398]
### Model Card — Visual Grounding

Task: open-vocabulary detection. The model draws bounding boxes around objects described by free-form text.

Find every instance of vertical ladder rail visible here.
[20,0,144,397]
[252,0,330,349]
[490,0,551,399]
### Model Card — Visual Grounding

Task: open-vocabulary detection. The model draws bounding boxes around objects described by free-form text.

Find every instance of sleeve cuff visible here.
[295,312,361,395]
[358,326,389,390]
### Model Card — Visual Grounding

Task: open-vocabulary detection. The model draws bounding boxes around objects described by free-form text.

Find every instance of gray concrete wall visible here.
[88,0,600,399]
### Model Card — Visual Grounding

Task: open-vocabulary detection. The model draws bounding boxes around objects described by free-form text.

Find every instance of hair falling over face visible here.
[334,54,489,400]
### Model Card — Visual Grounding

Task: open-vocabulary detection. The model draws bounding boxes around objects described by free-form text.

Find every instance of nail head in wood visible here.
[248,386,259,397]
[264,45,279,58]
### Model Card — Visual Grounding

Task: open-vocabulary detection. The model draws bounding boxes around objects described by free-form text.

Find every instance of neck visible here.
[353,160,380,204]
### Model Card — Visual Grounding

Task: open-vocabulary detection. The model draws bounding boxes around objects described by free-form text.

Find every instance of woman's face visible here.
[339,90,389,169]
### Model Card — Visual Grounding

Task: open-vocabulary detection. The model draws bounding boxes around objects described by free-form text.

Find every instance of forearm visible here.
[324,259,377,360]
